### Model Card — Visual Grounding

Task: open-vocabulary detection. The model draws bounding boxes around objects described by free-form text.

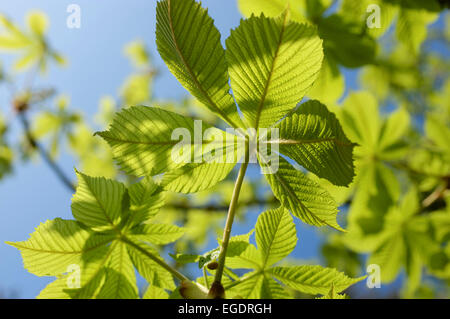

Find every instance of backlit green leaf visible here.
[273,100,355,186]
[226,11,323,129]
[156,0,243,128]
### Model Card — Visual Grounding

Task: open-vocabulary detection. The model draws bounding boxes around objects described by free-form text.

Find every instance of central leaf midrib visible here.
[166,0,239,129]
[254,11,288,131]
[11,238,112,255]
[266,138,354,147]
[261,213,282,268]
[83,174,118,228]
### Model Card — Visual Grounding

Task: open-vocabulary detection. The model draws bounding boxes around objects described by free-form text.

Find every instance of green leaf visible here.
[124,40,150,68]
[316,283,347,299]
[261,156,343,231]
[228,273,291,299]
[273,100,355,186]
[130,223,184,245]
[429,210,450,243]
[156,0,243,128]
[97,106,231,176]
[0,15,32,51]
[37,263,107,299]
[396,8,438,55]
[128,177,166,226]
[126,240,176,290]
[307,55,345,104]
[161,162,237,194]
[338,0,397,39]
[378,107,410,160]
[26,11,48,37]
[6,218,111,276]
[226,11,323,129]
[98,241,138,299]
[72,171,128,231]
[270,265,363,295]
[143,285,169,299]
[237,0,309,23]
[318,14,376,68]
[425,114,450,154]
[256,208,297,267]
[120,74,151,106]
[13,49,38,71]
[339,91,380,153]
[225,244,263,270]
[368,235,406,283]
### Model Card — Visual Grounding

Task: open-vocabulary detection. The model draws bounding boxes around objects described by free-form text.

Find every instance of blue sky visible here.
[0,0,445,298]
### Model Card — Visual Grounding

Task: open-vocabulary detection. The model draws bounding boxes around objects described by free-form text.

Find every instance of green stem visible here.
[121,236,189,283]
[203,267,210,289]
[210,141,249,294]
[223,266,239,281]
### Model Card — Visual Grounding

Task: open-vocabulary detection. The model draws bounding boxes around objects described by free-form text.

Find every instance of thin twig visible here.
[167,197,277,212]
[18,111,76,192]
[422,182,448,208]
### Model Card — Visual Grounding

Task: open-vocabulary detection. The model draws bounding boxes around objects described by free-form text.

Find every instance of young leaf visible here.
[316,283,348,299]
[396,8,438,55]
[72,171,128,231]
[269,265,363,295]
[256,208,297,268]
[237,0,309,24]
[97,241,138,299]
[367,234,406,283]
[130,223,184,245]
[37,261,108,299]
[143,285,169,299]
[307,55,345,104]
[225,244,263,270]
[318,14,376,68]
[222,211,362,298]
[228,274,291,299]
[226,11,323,129]
[128,177,166,227]
[126,239,176,290]
[98,106,230,176]
[261,156,343,231]
[156,0,243,128]
[161,161,238,194]
[6,218,111,276]
[273,100,355,186]
[26,11,48,37]
[10,170,187,298]
[339,91,381,152]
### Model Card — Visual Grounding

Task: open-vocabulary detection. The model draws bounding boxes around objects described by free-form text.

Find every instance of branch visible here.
[422,180,449,209]
[167,197,278,212]
[18,111,76,193]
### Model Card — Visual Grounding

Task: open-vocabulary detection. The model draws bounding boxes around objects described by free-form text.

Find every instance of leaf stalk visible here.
[209,139,250,297]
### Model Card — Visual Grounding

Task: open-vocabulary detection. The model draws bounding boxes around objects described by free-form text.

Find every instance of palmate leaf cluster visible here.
[5,0,449,299]
[7,0,364,299]
[192,208,364,299]
[99,0,356,230]
[0,11,65,72]
[8,172,180,299]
